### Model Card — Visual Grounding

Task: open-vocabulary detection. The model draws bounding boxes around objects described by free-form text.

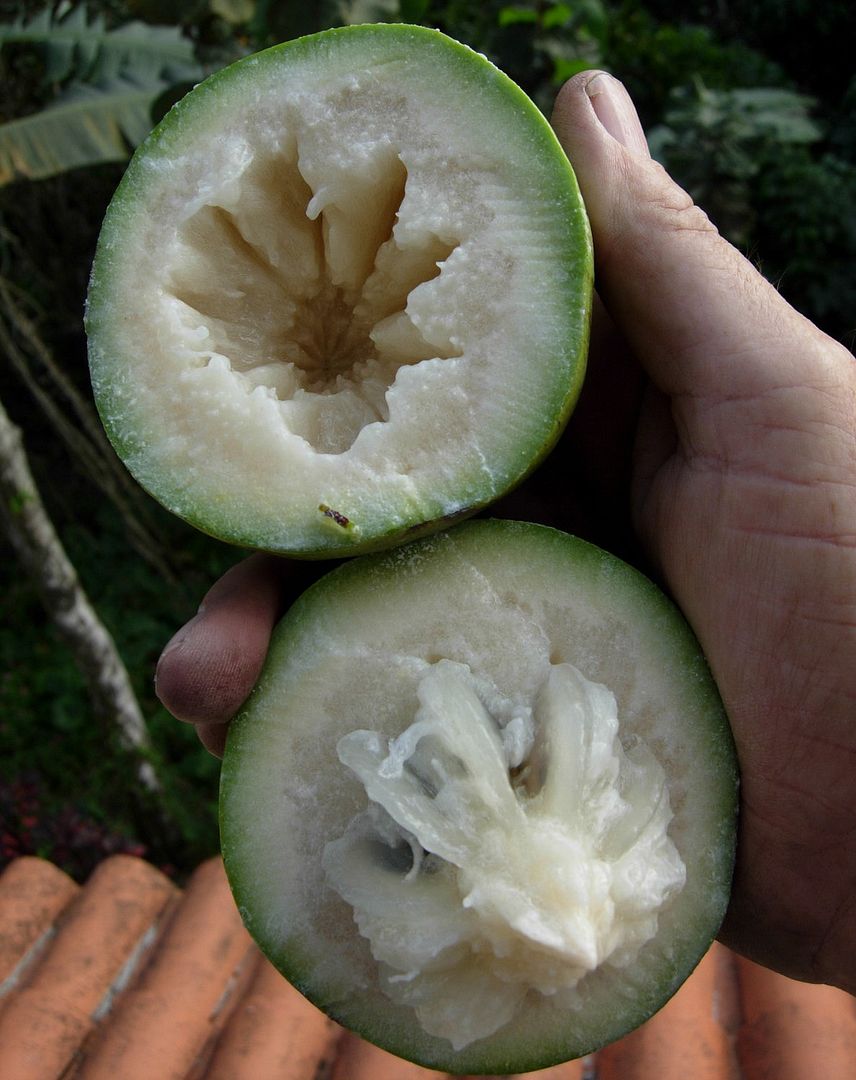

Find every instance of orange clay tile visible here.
[0,856,78,991]
[513,1060,585,1079]
[330,1029,451,1080]
[735,953,856,1080]
[0,855,176,1080]
[3,853,856,1080]
[203,954,340,1080]
[75,856,256,1080]
[596,943,739,1080]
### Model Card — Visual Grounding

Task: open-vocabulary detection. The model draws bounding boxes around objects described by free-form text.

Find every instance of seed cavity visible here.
[323,659,686,1050]
[166,144,461,454]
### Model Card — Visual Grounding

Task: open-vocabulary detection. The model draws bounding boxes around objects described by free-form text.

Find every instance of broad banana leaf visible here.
[0,10,203,185]
[1,75,182,185]
[0,8,200,85]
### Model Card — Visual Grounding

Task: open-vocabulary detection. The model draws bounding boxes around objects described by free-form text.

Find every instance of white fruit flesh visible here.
[161,133,463,459]
[87,28,591,554]
[221,522,737,1073]
[323,660,686,1050]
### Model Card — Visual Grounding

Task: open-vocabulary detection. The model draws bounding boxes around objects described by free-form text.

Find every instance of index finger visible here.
[155,553,323,755]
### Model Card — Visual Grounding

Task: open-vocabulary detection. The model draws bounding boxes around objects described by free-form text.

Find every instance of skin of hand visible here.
[155,71,856,995]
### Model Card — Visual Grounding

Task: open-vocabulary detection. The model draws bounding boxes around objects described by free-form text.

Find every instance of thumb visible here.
[551,72,834,403]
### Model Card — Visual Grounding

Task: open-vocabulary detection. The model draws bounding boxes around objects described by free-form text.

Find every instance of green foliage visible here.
[829,75,856,164]
[648,83,822,245]
[755,152,856,344]
[1,75,178,184]
[603,5,788,125]
[644,0,856,101]
[646,79,856,341]
[0,488,233,874]
[525,0,609,95]
[247,0,342,45]
[209,0,254,24]
[0,4,199,82]
[0,6,202,184]
[653,84,821,158]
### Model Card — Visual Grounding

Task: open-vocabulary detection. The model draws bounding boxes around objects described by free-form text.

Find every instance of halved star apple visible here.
[86,25,592,556]
[220,520,738,1073]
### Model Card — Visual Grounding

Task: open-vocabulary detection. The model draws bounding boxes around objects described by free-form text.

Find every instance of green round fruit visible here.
[220,520,738,1074]
[86,25,592,557]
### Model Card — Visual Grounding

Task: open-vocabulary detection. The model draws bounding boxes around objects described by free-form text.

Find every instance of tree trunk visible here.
[0,391,161,797]
[0,279,181,587]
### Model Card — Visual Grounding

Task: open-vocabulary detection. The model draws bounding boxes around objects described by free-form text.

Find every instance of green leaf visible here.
[0,9,203,186]
[498,5,539,27]
[542,3,573,30]
[552,57,595,83]
[0,74,172,185]
[728,87,822,143]
[0,9,199,88]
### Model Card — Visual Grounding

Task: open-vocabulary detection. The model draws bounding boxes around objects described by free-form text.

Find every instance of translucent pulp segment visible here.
[86,26,592,556]
[323,660,686,1050]
[220,521,738,1074]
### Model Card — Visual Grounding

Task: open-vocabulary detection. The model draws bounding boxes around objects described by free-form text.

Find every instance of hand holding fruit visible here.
[156,70,856,999]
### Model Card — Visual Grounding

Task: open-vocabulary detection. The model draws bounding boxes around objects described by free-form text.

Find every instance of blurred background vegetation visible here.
[1,0,854,881]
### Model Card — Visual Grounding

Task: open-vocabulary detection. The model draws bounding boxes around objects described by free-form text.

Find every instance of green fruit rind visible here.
[221,520,738,1073]
[86,25,592,557]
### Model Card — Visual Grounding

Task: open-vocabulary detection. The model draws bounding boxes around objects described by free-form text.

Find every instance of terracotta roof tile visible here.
[735,953,856,1079]
[596,943,740,1080]
[75,857,256,1080]
[0,857,79,991]
[331,1031,446,1079]
[203,952,339,1080]
[514,1063,586,1080]
[0,855,176,1080]
[0,855,854,1079]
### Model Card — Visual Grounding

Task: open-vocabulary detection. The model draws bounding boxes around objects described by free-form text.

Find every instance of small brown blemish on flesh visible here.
[319,503,351,529]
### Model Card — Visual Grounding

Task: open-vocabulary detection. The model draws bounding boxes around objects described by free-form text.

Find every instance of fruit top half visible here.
[86,24,592,556]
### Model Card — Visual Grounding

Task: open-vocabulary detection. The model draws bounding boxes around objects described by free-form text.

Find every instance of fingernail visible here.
[154,614,200,686]
[154,633,184,691]
[585,72,650,158]
[157,632,183,661]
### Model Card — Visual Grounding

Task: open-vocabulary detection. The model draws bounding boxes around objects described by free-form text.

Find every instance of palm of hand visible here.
[499,301,856,993]
[638,370,856,993]
[625,326,856,996]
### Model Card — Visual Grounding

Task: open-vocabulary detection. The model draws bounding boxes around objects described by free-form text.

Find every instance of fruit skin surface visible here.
[86,25,592,557]
[220,520,738,1074]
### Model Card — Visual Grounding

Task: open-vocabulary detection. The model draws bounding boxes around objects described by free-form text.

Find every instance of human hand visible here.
[155,70,856,995]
